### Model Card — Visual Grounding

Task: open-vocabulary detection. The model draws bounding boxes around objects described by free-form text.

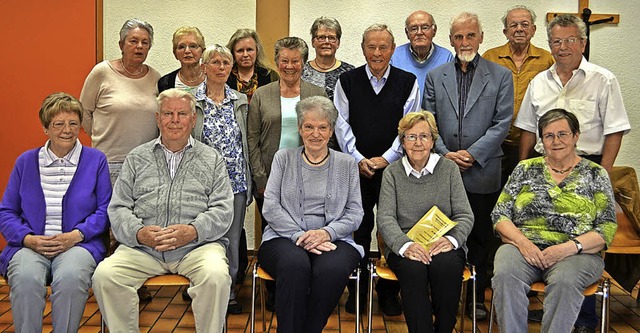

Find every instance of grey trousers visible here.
[227,192,247,299]
[492,244,603,333]
[7,247,96,333]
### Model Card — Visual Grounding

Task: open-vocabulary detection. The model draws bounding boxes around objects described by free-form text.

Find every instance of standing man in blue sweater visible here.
[391,10,454,96]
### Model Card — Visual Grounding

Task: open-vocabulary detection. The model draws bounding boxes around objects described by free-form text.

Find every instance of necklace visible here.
[546,157,576,174]
[179,70,203,85]
[120,59,144,76]
[314,58,337,71]
[302,148,329,165]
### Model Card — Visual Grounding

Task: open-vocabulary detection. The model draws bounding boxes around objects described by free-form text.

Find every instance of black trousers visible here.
[258,238,360,333]
[465,190,501,302]
[349,171,399,297]
[387,249,465,333]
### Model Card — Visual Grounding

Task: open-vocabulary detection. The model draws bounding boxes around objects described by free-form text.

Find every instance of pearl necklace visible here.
[179,70,204,85]
[120,59,143,76]
[302,148,329,165]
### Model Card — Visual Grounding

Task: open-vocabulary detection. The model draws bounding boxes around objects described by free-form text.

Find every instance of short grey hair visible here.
[450,12,483,35]
[310,16,343,40]
[295,96,337,129]
[361,23,395,45]
[274,37,309,64]
[119,18,154,47]
[501,5,537,28]
[157,88,196,114]
[547,14,588,41]
[202,44,234,65]
[537,108,581,137]
[404,11,436,29]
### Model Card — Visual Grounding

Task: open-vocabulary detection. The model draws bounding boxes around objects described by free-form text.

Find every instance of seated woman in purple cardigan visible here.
[0,92,111,332]
[257,96,363,333]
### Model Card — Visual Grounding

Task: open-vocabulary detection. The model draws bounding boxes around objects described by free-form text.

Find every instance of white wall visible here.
[104,1,638,250]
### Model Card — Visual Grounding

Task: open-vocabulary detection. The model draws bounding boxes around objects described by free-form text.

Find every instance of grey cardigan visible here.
[193,87,252,205]
[247,80,328,190]
[377,157,474,258]
[261,147,364,257]
[108,139,234,263]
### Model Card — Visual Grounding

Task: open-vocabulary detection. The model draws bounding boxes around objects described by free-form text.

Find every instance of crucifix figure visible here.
[547,0,620,60]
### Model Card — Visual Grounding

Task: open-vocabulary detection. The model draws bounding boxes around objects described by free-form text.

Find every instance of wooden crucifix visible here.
[546,0,620,60]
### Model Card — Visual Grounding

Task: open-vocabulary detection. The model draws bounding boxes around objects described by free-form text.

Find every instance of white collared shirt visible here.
[155,136,195,179]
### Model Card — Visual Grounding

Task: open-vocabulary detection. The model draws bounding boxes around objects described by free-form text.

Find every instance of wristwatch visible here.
[571,238,583,254]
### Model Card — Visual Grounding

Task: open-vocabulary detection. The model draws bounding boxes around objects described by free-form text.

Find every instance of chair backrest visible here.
[610,166,640,232]
[608,206,640,251]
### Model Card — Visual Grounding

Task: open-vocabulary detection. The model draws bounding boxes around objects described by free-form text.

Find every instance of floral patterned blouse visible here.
[195,84,247,194]
[491,157,617,249]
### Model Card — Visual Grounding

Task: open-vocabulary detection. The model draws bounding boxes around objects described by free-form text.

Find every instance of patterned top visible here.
[492,157,617,249]
[195,84,247,194]
[302,61,355,100]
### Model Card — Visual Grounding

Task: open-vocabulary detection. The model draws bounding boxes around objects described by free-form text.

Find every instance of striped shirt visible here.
[39,139,82,236]
[154,136,194,179]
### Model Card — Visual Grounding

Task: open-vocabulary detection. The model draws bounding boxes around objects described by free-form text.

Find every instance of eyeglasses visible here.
[51,121,80,130]
[177,43,201,51]
[507,21,531,30]
[314,35,338,43]
[404,134,432,142]
[302,124,331,133]
[542,131,573,142]
[549,37,582,48]
[408,24,433,34]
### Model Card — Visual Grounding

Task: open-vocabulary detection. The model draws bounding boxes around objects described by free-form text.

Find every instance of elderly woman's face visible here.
[299,110,333,153]
[401,121,434,169]
[45,111,80,158]
[203,53,233,84]
[119,27,151,64]
[233,37,257,70]
[541,118,579,162]
[312,26,340,59]
[277,48,303,85]
[174,33,203,66]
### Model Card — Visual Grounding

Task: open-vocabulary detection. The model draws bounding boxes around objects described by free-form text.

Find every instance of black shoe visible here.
[528,308,543,322]
[182,290,192,302]
[466,302,488,321]
[227,299,242,314]
[265,290,276,312]
[573,326,596,333]
[379,295,402,316]
[345,292,366,314]
[137,286,152,302]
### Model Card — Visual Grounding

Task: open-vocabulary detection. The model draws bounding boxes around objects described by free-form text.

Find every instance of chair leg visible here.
[250,263,257,333]
[488,285,495,333]
[472,265,477,333]
[353,267,361,333]
[460,277,467,333]
[367,261,375,333]
[260,277,267,332]
[600,278,610,333]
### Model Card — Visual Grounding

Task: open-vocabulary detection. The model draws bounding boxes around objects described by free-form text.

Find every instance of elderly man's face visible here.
[450,20,484,62]
[549,25,585,70]
[362,30,395,77]
[405,12,436,51]
[156,97,195,149]
[503,9,536,47]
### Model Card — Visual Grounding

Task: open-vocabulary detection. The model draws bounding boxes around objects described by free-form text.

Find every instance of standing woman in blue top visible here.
[0,92,111,332]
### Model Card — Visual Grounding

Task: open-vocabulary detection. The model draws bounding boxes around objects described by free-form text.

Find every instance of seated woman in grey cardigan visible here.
[257,96,363,333]
[377,111,474,333]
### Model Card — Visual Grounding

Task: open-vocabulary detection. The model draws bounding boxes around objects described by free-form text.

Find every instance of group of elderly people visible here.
[0,5,629,333]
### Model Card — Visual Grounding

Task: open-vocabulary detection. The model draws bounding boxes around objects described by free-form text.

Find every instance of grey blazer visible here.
[247,80,327,190]
[193,88,253,205]
[424,57,513,194]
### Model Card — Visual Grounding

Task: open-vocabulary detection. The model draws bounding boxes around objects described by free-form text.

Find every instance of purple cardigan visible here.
[0,146,112,276]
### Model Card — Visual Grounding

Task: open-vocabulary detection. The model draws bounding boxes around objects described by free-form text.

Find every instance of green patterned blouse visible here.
[492,157,617,249]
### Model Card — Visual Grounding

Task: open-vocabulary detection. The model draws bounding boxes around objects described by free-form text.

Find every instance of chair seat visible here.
[256,266,274,281]
[529,279,601,296]
[143,274,190,286]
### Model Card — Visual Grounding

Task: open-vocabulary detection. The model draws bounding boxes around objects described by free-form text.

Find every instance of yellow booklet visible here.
[406,206,457,250]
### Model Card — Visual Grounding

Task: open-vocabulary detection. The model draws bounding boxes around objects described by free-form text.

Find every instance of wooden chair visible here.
[250,262,362,333]
[487,278,610,332]
[368,233,477,333]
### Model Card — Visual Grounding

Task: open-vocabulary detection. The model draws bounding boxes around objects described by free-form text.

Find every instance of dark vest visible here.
[339,65,416,157]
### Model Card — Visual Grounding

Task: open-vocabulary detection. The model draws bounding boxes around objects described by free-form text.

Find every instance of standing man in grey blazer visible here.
[424,12,513,321]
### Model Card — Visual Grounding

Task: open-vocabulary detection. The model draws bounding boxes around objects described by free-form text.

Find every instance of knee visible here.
[52,265,92,293]
[92,260,118,290]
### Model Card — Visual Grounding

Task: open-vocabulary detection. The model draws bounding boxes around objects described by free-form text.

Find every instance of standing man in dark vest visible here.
[334,23,421,315]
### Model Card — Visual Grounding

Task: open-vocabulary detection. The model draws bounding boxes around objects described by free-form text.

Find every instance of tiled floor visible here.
[0,260,639,332]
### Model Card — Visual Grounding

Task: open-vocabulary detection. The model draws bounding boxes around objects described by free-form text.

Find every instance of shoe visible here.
[379,295,402,316]
[573,326,596,333]
[227,299,243,314]
[345,292,366,314]
[528,308,543,322]
[137,286,152,302]
[466,302,488,321]
[182,290,192,301]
